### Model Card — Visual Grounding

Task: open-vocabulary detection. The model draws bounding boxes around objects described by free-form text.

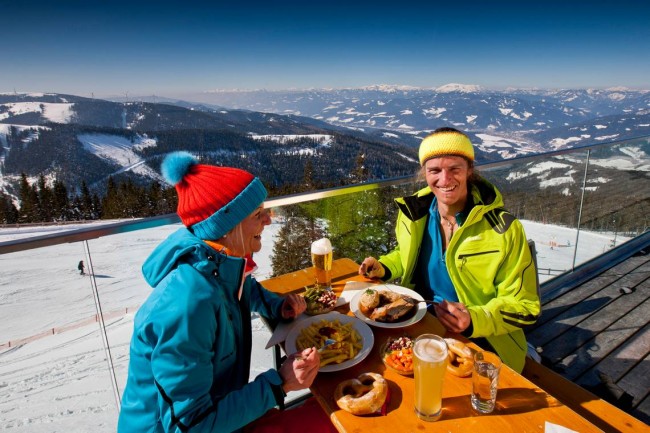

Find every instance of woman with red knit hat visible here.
[118,152,334,433]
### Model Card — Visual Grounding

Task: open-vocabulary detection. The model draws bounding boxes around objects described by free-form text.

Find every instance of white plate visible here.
[285,312,374,373]
[350,284,426,328]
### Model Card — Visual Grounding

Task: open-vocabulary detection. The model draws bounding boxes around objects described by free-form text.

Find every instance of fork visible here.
[420,295,444,307]
[420,300,440,307]
[318,338,337,353]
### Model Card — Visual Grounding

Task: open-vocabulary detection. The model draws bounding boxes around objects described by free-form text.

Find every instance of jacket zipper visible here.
[458,250,499,271]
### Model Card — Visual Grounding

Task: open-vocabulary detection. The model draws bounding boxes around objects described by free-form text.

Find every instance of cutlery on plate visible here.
[295,338,337,361]
[318,338,337,353]
[420,300,440,306]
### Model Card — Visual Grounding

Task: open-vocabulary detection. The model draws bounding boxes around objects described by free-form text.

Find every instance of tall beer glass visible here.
[413,334,448,421]
[311,238,333,289]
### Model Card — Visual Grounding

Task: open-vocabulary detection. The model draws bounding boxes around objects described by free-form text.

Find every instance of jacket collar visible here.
[204,240,258,275]
[397,180,496,223]
[142,228,249,300]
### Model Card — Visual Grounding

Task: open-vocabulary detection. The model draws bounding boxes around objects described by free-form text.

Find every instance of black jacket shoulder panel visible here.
[398,193,434,222]
[485,208,515,234]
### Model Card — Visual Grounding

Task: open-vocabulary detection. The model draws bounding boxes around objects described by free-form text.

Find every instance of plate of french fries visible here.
[285,312,374,372]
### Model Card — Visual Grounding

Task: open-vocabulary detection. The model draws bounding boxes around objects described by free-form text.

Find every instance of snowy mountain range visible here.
[0,93,418,199]
[1,86,649,202]
[175,84,650,153]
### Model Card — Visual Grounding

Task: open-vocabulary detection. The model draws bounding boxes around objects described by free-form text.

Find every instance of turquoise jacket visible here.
[379,179,540,372]
[118,228,286,433]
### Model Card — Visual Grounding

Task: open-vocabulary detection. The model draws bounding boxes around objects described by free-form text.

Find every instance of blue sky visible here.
[3,0,649,98]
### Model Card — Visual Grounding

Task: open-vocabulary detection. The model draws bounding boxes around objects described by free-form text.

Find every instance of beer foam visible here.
[311,238,332,254]
[415,337,447,362]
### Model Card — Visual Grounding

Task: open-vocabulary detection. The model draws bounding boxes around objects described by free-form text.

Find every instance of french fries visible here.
[295,319,363,367]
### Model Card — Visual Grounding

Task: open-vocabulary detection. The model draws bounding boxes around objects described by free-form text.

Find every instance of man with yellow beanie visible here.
[359,127,540,373]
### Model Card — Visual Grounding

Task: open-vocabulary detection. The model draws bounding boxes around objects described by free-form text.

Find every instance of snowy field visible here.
[0,218,627,432]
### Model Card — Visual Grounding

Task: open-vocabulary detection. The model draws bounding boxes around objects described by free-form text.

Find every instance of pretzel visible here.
[334,372,388,415]
[444,338,474,377]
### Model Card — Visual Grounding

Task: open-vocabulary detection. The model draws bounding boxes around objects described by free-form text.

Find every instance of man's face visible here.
[423,156,472,209]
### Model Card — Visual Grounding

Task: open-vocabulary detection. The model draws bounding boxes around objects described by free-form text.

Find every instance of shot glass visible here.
[470,350,501,414]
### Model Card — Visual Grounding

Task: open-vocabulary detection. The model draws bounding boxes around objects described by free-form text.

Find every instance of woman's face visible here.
[423,156,472,210]
[230,205,272,256]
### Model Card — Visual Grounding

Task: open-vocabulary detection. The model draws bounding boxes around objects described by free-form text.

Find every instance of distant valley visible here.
[165,84,650,157]
[0,92,418,201]
[1,86,649,206]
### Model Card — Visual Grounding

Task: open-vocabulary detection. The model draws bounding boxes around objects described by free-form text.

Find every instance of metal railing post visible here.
[84,240,122,411]
[572,149,591,271]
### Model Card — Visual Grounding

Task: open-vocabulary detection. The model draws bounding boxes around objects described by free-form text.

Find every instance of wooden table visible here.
[260,258,604,433]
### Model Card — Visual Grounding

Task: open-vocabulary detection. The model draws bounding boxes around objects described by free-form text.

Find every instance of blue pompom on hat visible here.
[161,151,267,240]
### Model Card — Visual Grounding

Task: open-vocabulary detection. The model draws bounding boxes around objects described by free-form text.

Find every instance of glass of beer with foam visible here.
[311,238,333,289]
[413,334,448,421]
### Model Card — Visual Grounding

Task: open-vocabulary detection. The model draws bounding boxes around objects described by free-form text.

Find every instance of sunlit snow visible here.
[423,107,446,117]
[78,134,161,179]
[0,217,629,431]
[540,176,574,188]
[594,134,619,141]
[0,102,74,123]
[549,136,582,147]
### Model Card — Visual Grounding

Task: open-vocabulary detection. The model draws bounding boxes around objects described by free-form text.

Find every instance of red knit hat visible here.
[161,151,267,240]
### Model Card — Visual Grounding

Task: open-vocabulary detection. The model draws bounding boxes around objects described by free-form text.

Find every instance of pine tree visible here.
[321,187,397,265]
[80,181,93,219]
[303,159,315,192]
[351,152,369,183]
[52,179,70,221]
[18,173,39,223]
[270,206,325,277]
[37,174,54,222]
[102,176,119,218]
[144,181,163,217]
[92,193,102,219]
[0,192,19,224]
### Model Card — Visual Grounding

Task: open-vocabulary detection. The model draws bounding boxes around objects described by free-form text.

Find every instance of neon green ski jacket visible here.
[379,179,540,372]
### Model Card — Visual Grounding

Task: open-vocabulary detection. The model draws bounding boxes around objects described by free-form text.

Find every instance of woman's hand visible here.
[358,257,385,279]
[434,300,471,333]
[279,347,320,392]
[281,293,306,319]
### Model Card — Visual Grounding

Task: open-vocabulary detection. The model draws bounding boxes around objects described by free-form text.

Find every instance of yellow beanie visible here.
[418,131,475,165]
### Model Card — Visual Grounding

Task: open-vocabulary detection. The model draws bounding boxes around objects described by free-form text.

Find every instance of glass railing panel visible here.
[0,242,119,431]
[480,136,650,283]
[480,152,589,282]
[266,171,574,286]
[265,181,417,278]
[1,136,648,428]
[577,137,650,251]
[85,222,184,396]
[82,222,277,406]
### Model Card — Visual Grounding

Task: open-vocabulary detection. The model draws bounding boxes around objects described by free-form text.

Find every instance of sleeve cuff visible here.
[461,320,474,338]
[264,369,286,406]
[270,382,286,406]
[379,262,392,281]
